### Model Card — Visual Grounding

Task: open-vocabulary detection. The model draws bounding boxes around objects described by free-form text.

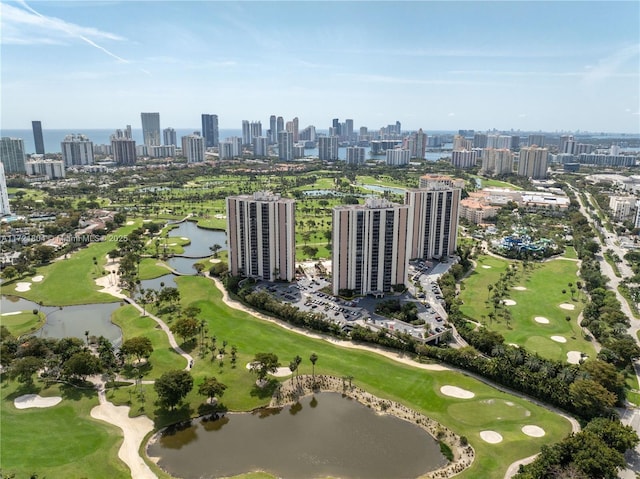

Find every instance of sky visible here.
[1,0,639,133]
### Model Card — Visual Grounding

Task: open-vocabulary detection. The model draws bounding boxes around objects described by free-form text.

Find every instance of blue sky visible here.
[1,0,639,133]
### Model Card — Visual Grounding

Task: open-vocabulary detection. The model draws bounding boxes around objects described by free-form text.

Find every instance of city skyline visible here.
[1,1,639,133]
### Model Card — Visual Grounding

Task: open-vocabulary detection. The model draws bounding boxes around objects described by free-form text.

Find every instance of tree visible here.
[309,353,318,382]
[209,244,222,258]
[198,376,227,404]
[120,336,153,363]
[584,417,639,454]
[9,356,43,385]
[171,317,199,344]
[154,369,194,409]
[249,352,280,384]
[569,379,617,418]
[62,351,102,381]
[2,266,18,281]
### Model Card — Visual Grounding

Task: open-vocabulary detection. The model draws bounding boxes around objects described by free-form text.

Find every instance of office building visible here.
[141,112,161,146]
[181,133,205,163]
[451,150,477,169]
[25,159,65,179]
[406,175,461,260]
[481,148,513,176]
[278,131,293,161]
[346,147,365,165]
[528,134,546,147]
[111,137,137,165]
[0,163,10,215]
[201,114,219,148]
[32,121,45,154]
[386,149,410,166]
[318,136,339,161]
[163,127,177,146]
[252,136,268,157]
[518,146,548,179]
[332,197,409,296]
[226,191,296,282]
[0,137,26,174]
[61,134,94,167]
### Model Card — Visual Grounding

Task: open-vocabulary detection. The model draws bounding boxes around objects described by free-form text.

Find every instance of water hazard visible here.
[147,392,446,479]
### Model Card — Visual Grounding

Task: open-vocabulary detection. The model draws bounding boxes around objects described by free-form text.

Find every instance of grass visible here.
[0,380,129,479]
[1,310,45,337]
[138,258,172,280]
[459,255,595,362]
[470,175,523,190]
[109,275,573,479]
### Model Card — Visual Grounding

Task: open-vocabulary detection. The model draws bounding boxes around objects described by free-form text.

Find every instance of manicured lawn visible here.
[563,246,577,259]
[113,275,573,479]
[1,311,45,337]
[0,380,128,479]
[459,255,595,362]
[470,175,523,190]
[138,258,171,280]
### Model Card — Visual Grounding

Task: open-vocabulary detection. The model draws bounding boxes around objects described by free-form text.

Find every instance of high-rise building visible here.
[201,114,219,148]
[497,135,512,150]
[32,121,45,155]
[406,175,461,260]
[111,137,137,165]
[386,149,410,166]
[299,125,316,142]
[181,133,205,163]
[25,159,65,179]
[518,146,548,179]
[0,163,10,216]
[528,134,546,147]
[226,191,296,281]
[346,147,365,165]
[242,120,251,145]
[276,116,284,136]
[149,145,176,158]
[252,136,268,157]
[269,115,277,144]
[318,136,339,161]
[332,118,341,138]
[292,117,299,142]
[293,145,306,159]
[345,119,354,141]
[473,133,488,149]
[0,137,26,174]
[278,131,293,161]
[250,121,262,139]
[480,149,513,176]
[453,135,472,151]
[451,150,477,169]
[332,197,409,296]
[163,128,177,146]
[141,112,161,146]
[61,134,94,166]
[412,128,428,159]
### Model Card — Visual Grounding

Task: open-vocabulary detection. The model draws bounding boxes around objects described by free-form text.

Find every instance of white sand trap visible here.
[168,242,177,246]
[15,282,32,292]
[14,394,62,409]
[502,299,517,306]
[522,425,545,437]
[1,311,22,316]
[270,367,292,377]
[509,343,520,348]
[181,237,189,241]
[209,258,221,263]
[534,316,550,324]
[440,385,475,399]
[126,221,135,225]
[480,430,503,444]
[551,335,567,343]
[559,303,575,311]
[31,275,44,282]
[481,265,492,269]
[567,351,582,364]
[143,219,152,223]
[512,286,527,291]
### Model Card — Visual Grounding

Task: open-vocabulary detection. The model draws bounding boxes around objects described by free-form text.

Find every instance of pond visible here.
[165,221,227,274]
[139,274,177,293]
[0,295,123,346]
[147,392,446,479]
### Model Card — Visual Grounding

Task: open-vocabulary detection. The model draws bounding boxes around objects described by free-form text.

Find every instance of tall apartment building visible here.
[276,117,284,136]
[299,125,316,142]
[0,163,11,216]
[163,127,177,146]
[453,135,473,151]
[292,117,299,142]
[386,149,410,166]
[141,112,161,146]
[473,133,488,149]
[111,137,137,165]
[269,115,277,143]
[318,136,339,161]
[226,191,296,281]
[344,119,354,141]
[181,133,205,163]
[451,150,477,169]
[480,148,513,176]
[497,135,512,150]
[0,137,26,174]
[252,136,268,157]
[201,114,219,148]
[609,196,634,221]
[61,134,94,166]
[406,175,461,260]
[251,121,262,139]
[278,131,293,161]
[242,120,251,145]
[219,137,242,159]
[149,145,176,158]
[518,146,548,179]
[528,134,546,147]
[25,159,65,179]
[346,146,365,165]
[32,121,45,154]
[332,197,409,296]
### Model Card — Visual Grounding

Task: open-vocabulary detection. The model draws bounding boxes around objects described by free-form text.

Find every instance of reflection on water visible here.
[148,392,446,479]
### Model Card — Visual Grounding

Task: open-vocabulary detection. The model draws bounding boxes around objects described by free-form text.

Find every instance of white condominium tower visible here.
[518,146,548,179]
[332,198,409,296]
[0,163,11,216]
[61,134,94,166]
[181,133,205,163]
[406,174,462,260]
[226,191,296,282]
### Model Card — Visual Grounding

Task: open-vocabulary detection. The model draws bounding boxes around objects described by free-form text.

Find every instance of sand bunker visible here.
[559,303,575,311]
[480,430,503,444]
[522,425,545,437]
[512,286,527,291]
[534,316,550,324]
[14,394,62,409]
[31,275,44,282]
[1,311,22,316]
[440,385,475,399]
[567,351,582,364]
[15,282,31,292]
[181,237,189,241]
[551,336,567,343]
[245,363,291,377]
[209,258,221,263]
[481,265,492,269]
[126,221,135,225]
[502,299,517,306]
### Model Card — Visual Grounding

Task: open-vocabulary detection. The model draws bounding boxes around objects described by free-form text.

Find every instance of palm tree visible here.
[84,330,90,345]
[309,353,318,384]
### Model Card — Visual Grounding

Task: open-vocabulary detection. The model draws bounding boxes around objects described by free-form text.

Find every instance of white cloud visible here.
[581,44,640,87]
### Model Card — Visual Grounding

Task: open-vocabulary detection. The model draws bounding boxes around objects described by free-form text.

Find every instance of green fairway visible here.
[459,255,595,362]
[1,311,45,337]
[138,258,172,280]
[0,381,128,479]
